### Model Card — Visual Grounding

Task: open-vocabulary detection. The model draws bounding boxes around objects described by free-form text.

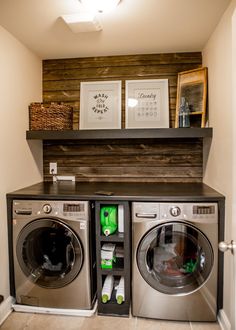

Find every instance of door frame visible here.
[232,8,236,329]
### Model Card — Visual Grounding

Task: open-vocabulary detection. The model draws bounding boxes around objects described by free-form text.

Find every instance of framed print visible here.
[125,79,169,129]
[175,67,207,128]
[79,81,121,130]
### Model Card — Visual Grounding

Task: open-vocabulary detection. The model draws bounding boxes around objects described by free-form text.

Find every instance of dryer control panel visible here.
[132,202,218,224]
[160,203,218,223]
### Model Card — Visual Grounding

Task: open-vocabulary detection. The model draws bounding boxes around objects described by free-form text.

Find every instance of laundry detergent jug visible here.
[100,205,118,236]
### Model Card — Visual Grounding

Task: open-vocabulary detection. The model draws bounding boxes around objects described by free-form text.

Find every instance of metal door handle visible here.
[219,240,236,254]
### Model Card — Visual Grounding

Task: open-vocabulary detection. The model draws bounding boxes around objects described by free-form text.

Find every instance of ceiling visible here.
[0,0,231,60]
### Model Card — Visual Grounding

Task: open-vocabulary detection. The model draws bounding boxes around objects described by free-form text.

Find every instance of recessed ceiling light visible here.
[79,0,121,13]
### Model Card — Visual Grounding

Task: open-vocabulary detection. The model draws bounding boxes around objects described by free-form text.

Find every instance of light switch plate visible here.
[49,162,57,174]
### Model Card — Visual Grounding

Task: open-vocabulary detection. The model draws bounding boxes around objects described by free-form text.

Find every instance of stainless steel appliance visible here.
[12,200,96,309]
[132,202,218,321]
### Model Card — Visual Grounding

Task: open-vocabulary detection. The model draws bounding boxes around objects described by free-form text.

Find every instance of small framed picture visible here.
[79,81,122,129]
[125,79,169,129]
[175,67,208,128]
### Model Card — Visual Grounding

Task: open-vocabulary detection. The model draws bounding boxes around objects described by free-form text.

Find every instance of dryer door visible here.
[137,221,214,295]
[16,218,83,289]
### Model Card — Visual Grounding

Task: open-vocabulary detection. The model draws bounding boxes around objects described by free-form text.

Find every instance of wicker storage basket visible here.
[29,102,73,130]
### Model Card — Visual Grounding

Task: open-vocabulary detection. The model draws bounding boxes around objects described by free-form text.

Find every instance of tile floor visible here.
[0,312,221,330]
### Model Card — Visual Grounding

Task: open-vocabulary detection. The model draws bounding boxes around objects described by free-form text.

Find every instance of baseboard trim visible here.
[218,309,231,330]
[0,296,14,326]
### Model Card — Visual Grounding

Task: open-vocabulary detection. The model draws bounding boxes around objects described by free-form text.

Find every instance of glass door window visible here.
[16,218,83,289]
[137,222,214,295]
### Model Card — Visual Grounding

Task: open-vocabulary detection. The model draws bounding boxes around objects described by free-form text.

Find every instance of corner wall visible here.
[0,25,43,323]
[202,1,236,329]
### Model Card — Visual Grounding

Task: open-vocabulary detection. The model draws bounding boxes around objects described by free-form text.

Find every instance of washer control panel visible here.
[13,200,89,221]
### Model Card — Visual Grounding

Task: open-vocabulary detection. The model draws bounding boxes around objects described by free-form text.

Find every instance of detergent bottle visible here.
[100,205,118,236]
[116,276,125,304]
[101,275,114,303]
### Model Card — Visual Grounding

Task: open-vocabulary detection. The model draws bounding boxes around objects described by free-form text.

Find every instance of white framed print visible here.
[79,81,122,130]
[125,79,169,128]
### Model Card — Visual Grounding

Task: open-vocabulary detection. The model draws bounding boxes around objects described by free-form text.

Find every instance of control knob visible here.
[43,204,52,214]
[170,206,181,217]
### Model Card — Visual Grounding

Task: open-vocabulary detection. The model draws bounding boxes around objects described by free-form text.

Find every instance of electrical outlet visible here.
[49,162,57,175]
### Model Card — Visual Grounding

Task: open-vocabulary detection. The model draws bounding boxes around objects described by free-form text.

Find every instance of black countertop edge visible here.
[6,181,225,201]
[6,195,224,202]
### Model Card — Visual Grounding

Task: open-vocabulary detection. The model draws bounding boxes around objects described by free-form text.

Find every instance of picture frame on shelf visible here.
[125,79,169,129]
[79,81,122,130]
[175,67,208,128]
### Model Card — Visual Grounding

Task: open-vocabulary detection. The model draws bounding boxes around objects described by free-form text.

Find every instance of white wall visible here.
[0,25,43,313]
[203,0,236,328]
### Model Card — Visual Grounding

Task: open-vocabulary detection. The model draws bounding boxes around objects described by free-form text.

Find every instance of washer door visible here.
[16,218,83,289]
[137,221,214,295]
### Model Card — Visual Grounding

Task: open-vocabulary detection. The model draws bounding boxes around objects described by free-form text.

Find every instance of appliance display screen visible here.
[193,205,215,215]
[63,203,85,213]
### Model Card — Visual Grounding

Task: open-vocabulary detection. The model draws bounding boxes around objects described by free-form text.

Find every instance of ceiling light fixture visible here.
[61,13,102,33]
[79,0,121,13]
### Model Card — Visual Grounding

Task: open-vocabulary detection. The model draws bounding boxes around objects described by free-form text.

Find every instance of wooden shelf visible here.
[99,233,124,243]
[26,128,213,141]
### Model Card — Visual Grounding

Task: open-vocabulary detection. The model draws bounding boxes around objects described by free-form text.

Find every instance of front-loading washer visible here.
[12,200,96,310]
[132,202,218,321]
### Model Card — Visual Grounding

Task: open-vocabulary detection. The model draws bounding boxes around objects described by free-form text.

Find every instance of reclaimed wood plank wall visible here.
[43,52,203,183]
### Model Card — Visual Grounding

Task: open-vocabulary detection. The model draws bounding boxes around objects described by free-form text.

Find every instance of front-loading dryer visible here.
[132,202,218,321]
[12,200,96,310]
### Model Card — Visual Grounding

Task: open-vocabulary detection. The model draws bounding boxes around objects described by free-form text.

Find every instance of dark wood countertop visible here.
[7,181,224,202]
